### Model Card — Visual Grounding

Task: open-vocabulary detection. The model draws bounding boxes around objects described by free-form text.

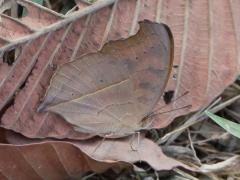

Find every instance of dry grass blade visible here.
[158,94,240,145]
[200,155,240,175]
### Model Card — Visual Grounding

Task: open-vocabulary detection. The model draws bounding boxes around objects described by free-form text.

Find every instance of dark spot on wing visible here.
[163,90,174,104]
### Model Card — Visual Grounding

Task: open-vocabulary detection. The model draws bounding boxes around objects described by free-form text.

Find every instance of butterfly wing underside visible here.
[47,79,146,136]
[39,20,174,137]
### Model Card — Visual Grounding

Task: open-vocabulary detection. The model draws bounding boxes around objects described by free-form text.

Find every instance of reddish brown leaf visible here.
[3,132,120,179]
[0,0,239,139]
[6,131,188,175]
[1,0,237,173]
[76,136,189,171]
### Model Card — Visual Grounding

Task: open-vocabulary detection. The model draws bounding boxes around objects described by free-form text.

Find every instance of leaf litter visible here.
[0,0,239,179]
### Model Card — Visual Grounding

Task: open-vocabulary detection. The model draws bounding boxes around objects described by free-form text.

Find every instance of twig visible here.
[173,168,199,180]
[0,0,116,53]
[187,128,202,165]
[81,172,97,180]
[157,97,221,144]
[65,5,78,15]
[158,94,240,145]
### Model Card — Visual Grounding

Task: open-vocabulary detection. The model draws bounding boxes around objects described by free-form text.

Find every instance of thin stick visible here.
[158,94,240,145]
[187,128,201,165]
[157,98,218,145]
[173,168,199,180]
[65,6,78,15]
[0,0,116,53]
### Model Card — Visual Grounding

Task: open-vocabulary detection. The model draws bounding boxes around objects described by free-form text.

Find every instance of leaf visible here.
[0,1,190,173]
[0,0,239,139]
[2,131,123,179]
[5,130,188,177]
[38,20,173,137]
[77,136,189,171]
[205,111,240,139]
[1,0,237,174]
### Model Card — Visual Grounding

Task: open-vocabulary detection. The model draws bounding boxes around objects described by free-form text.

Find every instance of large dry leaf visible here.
[0,0,239,139]
[38,20,173,137]
[1,130,124,179]
[4,130,186,178]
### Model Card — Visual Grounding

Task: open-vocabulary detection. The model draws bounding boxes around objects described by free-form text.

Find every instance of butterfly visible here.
[38,20,174,138]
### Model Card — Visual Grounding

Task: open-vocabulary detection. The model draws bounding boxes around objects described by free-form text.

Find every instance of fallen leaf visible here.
[2,130,122,179]
[0,0,237,141]
[1,0,238,176]
[6,130,188,175]
[77,136,189,171]
[0,0,239,139]
[0,0,239,174]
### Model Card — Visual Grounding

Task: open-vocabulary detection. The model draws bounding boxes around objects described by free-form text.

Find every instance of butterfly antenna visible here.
[150,104,192,118]
[146,91,189,118]
[142,104,192,130]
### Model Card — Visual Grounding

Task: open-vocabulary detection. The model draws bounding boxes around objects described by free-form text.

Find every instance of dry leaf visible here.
[77,136,188,171]
[0,0,239,174]
[3,130,124,179]
[5,130,188,175]
[38,20,173,137]
[0,0,239,139]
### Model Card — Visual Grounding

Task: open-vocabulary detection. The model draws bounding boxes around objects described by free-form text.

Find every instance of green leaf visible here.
[205,111,240,139]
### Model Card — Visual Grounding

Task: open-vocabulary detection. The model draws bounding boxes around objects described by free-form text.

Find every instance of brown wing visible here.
[38,20,174,137]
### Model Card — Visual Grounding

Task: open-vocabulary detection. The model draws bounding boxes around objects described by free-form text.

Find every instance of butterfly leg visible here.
[129,132,142,163]
[130,131,140,151]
